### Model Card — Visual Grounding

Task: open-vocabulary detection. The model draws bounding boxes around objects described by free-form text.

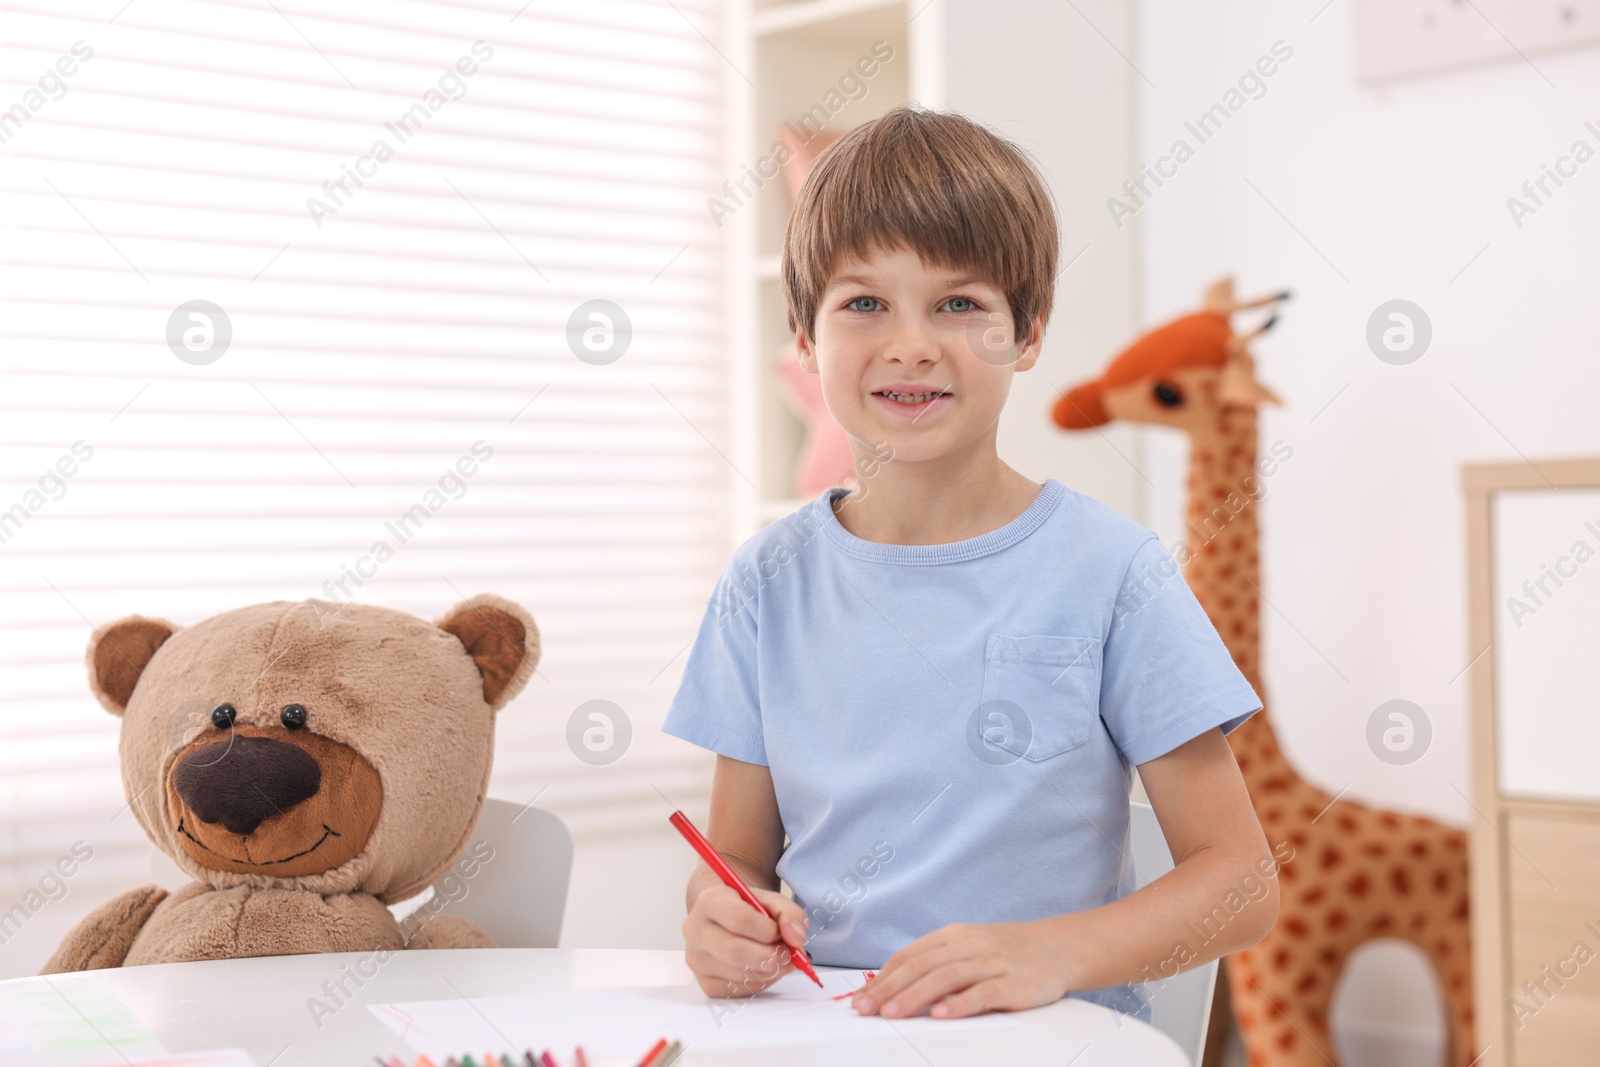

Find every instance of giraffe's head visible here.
[1052,277,1289,436]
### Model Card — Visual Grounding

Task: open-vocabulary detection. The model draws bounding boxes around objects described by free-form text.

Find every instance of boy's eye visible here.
[847,296,881,313]
[944,296,978,313]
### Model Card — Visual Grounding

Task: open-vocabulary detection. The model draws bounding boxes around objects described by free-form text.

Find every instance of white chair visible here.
[402,798,573,949]
[1129,799,1219,1065]
[151,798,574,949]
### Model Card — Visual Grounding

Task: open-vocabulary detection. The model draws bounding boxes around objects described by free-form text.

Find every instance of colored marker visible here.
[668,810,824,988]
[636,1038,668,1067]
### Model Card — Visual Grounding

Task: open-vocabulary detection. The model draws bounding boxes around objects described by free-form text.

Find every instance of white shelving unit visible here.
[722,0,1146,545]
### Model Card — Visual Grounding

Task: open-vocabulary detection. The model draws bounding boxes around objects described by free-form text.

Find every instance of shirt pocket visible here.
[975,634,1102,763]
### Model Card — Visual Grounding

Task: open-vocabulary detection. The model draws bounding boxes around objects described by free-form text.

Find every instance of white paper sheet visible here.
[370,969,1019,1062]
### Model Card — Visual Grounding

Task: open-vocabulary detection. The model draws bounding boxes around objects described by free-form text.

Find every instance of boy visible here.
[662,105,1276,1024]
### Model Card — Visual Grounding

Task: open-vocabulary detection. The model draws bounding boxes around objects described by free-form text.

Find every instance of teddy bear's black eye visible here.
[1153,381,1184,407]
[210,704,236,729]
[280,704,307,730]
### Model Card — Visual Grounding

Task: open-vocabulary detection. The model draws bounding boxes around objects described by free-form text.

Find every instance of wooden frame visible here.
[1463,457,1600,1067]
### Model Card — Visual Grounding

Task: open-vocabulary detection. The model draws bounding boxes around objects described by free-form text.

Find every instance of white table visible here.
[1,948,1191,1066]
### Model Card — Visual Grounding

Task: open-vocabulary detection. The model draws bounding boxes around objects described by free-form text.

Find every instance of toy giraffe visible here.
[1051,279,1474,1067]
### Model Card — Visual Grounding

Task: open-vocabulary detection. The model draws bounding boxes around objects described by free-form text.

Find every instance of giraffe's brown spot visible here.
[1318,946,1338,966]
[1432,869,1449,892]
[1391,866,1412,895]
[1319,845,1342,871]
[1337,813,1358,833]
[1273,947,1291,969]
[1289,830,1308,848]
[1300,804,1321,820]
[1452,896,1468,920]
[1276,1027,1296,1050]
[1302,886,1325,905]
[1379,812,1401,829]
[1373,914,1394,932]
[1295,971,1318,994]
[1408,840,1430,858]
[1362,841,1388,857]
[1347,872,1370,898]
[1283,916,1309,938]
[1444,834,1465,851]
[1327,909,1347,930]
[1410,913,1427,930]
[1261,775,1291,793]
[1279,861,1297,883]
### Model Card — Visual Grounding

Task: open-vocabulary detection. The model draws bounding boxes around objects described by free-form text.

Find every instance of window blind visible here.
[0,0,728,915]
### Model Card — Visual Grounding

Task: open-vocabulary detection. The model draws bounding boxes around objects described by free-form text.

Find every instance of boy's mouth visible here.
[872,387,952,418]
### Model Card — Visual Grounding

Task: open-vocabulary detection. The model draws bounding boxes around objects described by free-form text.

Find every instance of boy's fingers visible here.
[701,886,780,943]
[876,961,988,1018]
[855,945,958,1015]
[754,889,809,947]
[697,920,796,975]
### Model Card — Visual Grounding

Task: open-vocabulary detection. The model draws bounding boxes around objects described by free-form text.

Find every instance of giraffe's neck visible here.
[1180,408,1297,787]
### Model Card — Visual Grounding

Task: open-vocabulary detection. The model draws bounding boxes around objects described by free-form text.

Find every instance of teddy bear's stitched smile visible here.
[175,815,342,866]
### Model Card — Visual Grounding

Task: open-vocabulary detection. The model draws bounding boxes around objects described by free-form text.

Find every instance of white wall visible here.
[1123,0,1600,1045]
[1132,0,1600,839]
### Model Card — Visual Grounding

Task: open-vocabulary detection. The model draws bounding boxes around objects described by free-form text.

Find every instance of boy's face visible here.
[794,243,1043,468]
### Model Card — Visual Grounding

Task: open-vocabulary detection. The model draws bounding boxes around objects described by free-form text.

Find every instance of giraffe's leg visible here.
[1201,957,1236,1067]
[1425,940,1477,1067]
[1229,955,1343,1067]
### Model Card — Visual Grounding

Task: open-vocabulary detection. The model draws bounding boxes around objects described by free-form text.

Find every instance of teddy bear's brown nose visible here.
[172,735,322,836]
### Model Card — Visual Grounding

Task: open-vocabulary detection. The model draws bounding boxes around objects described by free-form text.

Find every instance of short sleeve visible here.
[1099,536,1263,765]
[660,562,769,766]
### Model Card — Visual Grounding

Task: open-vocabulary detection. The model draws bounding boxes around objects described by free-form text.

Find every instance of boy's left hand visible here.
[852,920,1074,1019]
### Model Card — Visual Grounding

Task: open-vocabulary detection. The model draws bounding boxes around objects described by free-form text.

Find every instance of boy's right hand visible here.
[683,884,810,998]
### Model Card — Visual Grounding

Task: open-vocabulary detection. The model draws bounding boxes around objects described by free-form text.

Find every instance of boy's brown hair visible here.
[782,104,1060,347]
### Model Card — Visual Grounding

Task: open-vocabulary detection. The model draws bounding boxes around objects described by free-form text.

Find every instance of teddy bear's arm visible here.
[40,884,169,974]
[405,912,496,950]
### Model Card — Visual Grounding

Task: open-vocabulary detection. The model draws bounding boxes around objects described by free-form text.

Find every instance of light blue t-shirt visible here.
[662,478,1262,1022]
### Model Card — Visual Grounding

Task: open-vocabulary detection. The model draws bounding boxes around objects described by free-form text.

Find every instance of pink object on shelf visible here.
[773,350,856,498]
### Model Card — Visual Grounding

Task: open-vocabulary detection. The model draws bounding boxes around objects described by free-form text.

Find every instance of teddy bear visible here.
[41,593,539,972]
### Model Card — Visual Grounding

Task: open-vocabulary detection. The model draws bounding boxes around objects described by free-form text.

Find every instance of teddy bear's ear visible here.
[435,594,540,713]
[86,615,180,716]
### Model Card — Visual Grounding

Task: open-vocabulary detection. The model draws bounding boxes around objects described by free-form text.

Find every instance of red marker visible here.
[669,810,824,988]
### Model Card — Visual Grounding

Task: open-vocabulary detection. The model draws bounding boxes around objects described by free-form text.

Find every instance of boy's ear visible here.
[87,615,180,716]
[1013,314,1046,372]
[794,332,818,374]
